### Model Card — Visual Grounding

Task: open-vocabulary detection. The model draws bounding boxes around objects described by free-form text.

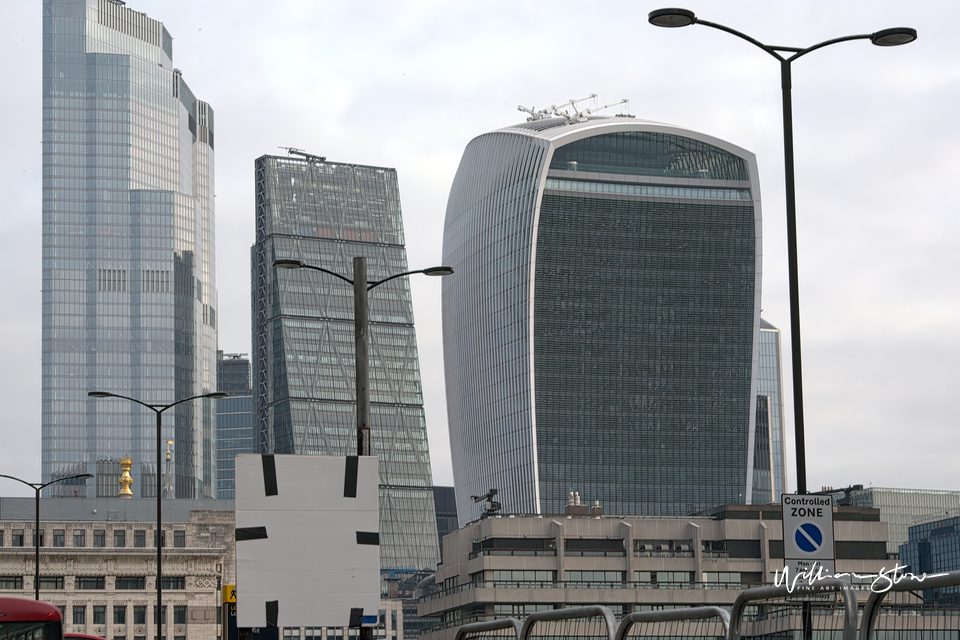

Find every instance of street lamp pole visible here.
[87,390,228,640]
[648,8,917,495]
[0,472,94,600]
[275,257,453,457]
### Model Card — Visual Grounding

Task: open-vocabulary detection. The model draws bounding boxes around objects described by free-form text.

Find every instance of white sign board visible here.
[235,454,380,629]
[781,493,836,599]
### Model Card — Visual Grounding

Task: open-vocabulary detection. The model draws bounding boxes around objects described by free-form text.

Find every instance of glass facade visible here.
[758,318,787,498]
[901,514,960,604]
[252,155,440,572]
[42,0,217,497]
[216,353,254,499]
[442,118,763,521]
[216,395,254,500]
[839,487,960,554]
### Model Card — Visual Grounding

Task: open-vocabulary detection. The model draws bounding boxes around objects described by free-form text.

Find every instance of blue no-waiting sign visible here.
[795,522,824,553]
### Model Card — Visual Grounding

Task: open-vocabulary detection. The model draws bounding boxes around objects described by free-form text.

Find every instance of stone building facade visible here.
[0,499,234,640]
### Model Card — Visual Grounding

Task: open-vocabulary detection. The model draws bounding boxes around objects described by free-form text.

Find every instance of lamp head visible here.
[88,391,113,398]
[423,266,454,277]
[273,259,306,269]
[871,27,917,47]
[206,392,230,399]
[648,8,697,27]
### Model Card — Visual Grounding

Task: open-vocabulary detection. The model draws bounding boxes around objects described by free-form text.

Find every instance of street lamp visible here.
[87,390,228,640]
[648,9,916,495]
[0,472,94,600]
[274,257,453,457]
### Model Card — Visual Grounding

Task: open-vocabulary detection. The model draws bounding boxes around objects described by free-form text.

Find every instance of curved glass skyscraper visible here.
[42,0,217,497]
[442,117,762,521]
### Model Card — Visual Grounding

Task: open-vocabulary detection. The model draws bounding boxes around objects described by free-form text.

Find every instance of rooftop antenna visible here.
[280,147,326,163]
[518,95,631,122]
[582,98,631,118]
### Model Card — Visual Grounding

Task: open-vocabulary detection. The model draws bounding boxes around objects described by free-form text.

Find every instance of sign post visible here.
[781,494,836,599]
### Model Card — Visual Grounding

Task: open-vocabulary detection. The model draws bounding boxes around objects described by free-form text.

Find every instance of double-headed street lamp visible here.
[87,390,228,640]
[649,9,917,495]
[0,472,94,600]
[274,257,452,457]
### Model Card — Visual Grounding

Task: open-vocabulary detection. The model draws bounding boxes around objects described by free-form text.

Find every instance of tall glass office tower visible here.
[252,154,440,573]
[216,353,255,500]
[758,318,787,498]
[442,116,763,521]
[42,0,218,498]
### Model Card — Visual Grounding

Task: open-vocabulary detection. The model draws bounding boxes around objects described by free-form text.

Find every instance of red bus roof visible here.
[65,634,108,640]
[0,597,63,621]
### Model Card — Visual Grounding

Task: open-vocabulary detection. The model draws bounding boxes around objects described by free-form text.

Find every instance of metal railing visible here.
[616,606,730,640]
[730,579,858,640]
[859,570,960,640]
[446,573,960,640]
[520,606,617,640]
[454,618,523,640]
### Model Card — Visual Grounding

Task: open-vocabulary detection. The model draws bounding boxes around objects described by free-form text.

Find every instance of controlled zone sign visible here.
[782,493,835,560]
[781,493,836,598]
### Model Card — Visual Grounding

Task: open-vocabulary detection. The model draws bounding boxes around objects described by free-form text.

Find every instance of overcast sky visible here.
[2,1,958,499]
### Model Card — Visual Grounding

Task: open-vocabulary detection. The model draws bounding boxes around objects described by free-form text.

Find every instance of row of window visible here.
[67,603,187,625]
[0,529,185,548]
[0,575,185,590]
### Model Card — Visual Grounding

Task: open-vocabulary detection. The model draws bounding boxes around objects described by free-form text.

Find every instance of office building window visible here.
[53,530,65,547]
[94,530,106,548]
[76,576,105,590]
[116,576,146,590]
[32,530,44,547]
[114,605,127,625]
[12,530,24,547]
[133,606,147,625]
[39,576,64,590]
[173,605,186,625]
[134,530,145,548]
[154,606,166,624]
[73,605,86,625]
[74,530,85,547]
[0,576,23,590]
[161,577,185,590]
[94,606,106,625]
[154,531,166,548]
[174,531,185,548]
[115,530,126,548]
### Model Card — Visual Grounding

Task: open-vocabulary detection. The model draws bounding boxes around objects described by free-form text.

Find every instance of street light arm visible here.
[0,474,38,491]
[367,267,452,291]
[88,390,227,413]
[276,260,355,286]
[785,33,874,63]
[38,473,94,491]
[161,391,229,412]
[692,18,789,62]
[88,391,157,413]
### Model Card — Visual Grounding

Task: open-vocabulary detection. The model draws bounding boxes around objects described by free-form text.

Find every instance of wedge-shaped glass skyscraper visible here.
[442,117,763,521]
[252,154,440,572]
[42,0,217,497]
